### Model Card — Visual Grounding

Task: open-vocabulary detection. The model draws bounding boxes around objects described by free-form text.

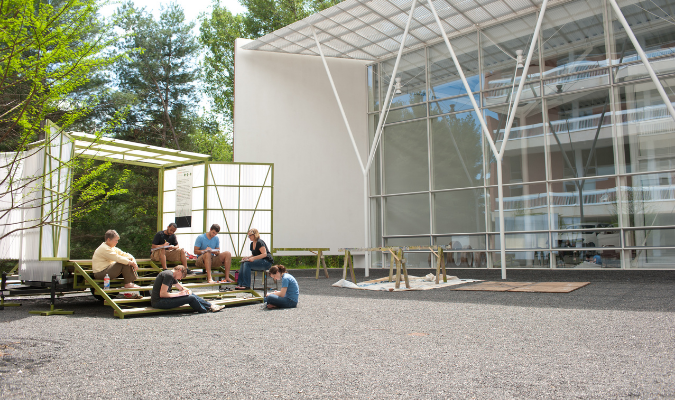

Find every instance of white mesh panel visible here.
[192,164,205,187]
[192,187,204,210]
[163,213,175,227]
[208,164,239,185]
[240,164,271,186]
[163,191,176,212]
[191,211,203,233]
[164,169,177,191]
[239,187,266,210]
[251,211,272,234]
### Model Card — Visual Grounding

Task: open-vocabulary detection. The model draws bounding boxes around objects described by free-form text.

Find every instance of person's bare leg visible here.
[204,254,214,282]
[219,251,232,282]
[159,249,167,270]
[180,249,188,268]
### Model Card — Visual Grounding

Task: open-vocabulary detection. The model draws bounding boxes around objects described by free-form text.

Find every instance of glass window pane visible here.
[485,98,545,185]
[611,0,675,82]
[482,15,541,107]
[370,198,382,248]
[433,189,486,233]
[369,114,381,195]
[487,182,549,231]
[383,120,429,194]
[630,248,675,267]
[431,112,483,189]
[430,95,479,115]
[541,0,608,86]
[384,194,430,235]
[429,34,480,100]
[543,70,609,95]
[616,78,675,174]
[491,251,551,268]
[489,233,549,249]
[624,172,675,228]
[385,104,427,124]
[555,247,621,268]
[385,236,430,247]
[435,235,486,250]
[382,49,426,107]
[550,177,618,235]
[625,228,675,247]
[368,64,379,112]
[546,89,615,179]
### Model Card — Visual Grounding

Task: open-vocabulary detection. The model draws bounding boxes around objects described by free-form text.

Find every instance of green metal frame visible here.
[161,161,274,257]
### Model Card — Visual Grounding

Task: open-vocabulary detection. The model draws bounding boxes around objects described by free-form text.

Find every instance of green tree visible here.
[113,1,201,150]
[199,0,341,122]
[0,0,131,242]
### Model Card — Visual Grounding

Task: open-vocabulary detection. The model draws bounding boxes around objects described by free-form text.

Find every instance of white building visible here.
[234,0,675,271]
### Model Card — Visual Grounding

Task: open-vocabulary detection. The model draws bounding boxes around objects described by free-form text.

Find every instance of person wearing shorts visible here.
[194,224,232,284]
[150,222,189,271]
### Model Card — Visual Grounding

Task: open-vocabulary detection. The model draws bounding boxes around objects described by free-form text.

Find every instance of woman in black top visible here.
[235,228,273,290]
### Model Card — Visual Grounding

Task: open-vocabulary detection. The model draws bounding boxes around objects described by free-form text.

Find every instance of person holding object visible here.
[236,228,274,290]
[265,264,298,309]
[194,224,233,284]
[151,222,189,271]
[151,265,224,313]
[92,230,139,289]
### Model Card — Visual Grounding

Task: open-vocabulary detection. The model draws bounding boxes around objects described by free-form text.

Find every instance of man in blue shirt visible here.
[194,224,232,284]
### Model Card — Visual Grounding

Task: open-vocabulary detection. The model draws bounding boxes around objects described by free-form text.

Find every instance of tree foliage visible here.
[112,1,201,150]
[199,0,341,122]
[0,0,132,241]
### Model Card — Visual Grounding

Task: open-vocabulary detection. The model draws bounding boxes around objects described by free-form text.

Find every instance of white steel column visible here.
[427,0,549,279]
[312,26,366,173]
[607,0,675,123]
[364,0,419,173]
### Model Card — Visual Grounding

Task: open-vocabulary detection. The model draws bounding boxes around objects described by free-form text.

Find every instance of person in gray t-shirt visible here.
[151,266,223,313]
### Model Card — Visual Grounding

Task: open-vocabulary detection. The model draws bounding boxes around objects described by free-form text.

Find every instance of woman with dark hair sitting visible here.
[265,265,299,309]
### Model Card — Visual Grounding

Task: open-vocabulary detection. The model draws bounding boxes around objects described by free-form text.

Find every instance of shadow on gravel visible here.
[294,268,675,313]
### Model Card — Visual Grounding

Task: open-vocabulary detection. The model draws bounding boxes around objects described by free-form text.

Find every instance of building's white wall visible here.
[234,38,370,254]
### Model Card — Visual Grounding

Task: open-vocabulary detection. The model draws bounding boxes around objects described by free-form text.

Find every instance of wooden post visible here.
[315,250,329,279]
[395,248,402,289]
[400,249,410,289]
[435,247,442,284]
[342,250,356,283]
[388,249,395,282]
[440,247,447,283]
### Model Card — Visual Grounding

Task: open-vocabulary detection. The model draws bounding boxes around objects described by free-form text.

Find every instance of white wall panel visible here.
[234,39,368,250]
[164,169,177,191]
[240,164,270,186]
[192,187,204,210]
[192,164,205,187]
[163,190,176,212]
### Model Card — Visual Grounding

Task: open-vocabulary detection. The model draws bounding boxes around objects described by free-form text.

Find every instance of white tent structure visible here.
[0,122,273,284]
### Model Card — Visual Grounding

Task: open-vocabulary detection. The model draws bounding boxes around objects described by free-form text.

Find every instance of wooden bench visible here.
[68,261,262,319]
[273,248,330,279]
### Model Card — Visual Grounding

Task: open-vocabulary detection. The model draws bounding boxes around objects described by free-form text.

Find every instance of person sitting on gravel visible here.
[151,265,224,313]
[264,265,299,309]
[151,222,189,271]
[92,230,140,289]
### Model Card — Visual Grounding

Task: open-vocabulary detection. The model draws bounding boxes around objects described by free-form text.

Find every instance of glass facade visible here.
[367,0,675,269]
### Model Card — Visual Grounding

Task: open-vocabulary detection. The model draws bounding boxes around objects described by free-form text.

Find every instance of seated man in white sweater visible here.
[92,230,140,289]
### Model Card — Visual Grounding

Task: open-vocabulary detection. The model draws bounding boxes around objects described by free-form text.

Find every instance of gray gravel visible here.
[1,268,674,399]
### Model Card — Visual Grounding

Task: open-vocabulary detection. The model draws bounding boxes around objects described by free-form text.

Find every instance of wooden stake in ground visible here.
[431,247,447,284]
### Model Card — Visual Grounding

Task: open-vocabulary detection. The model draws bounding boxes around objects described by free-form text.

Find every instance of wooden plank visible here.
[453,282,534,291]
[508,282,590,293]
[105,291,236,305]
[119,296,263,315]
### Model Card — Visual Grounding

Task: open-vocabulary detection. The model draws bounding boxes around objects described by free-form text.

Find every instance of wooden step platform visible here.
[69,260,261,319]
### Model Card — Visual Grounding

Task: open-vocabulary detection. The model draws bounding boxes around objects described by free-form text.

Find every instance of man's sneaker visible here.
[187,269,197,275]
[261,302,268,309]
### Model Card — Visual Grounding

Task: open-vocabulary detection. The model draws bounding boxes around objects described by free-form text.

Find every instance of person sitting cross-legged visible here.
[151,265,224,313]
[151,222,189,271]
[92,230,140,289]
[194,224,232,284]
[264,264,299,309]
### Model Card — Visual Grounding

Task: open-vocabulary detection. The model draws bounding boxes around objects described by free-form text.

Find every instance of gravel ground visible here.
[1,268,674,399]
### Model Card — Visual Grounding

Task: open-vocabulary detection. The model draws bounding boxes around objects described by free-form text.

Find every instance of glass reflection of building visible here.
[367,0,675,269]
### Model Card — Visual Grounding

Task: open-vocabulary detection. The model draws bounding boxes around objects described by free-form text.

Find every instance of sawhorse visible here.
[1,271,21,309]
[273,248,330,279]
